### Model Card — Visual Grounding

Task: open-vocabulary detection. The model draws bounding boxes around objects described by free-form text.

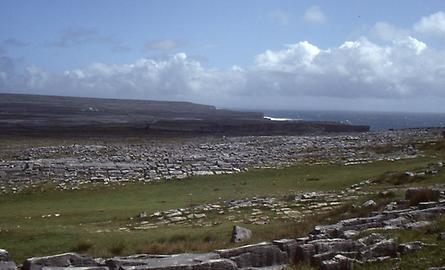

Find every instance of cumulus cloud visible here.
[2,14,445,111]
[414,11,445,37]
[303,6,326,24]
[2,35,445,103]
[372,22,409,41]
[144,39,183,50]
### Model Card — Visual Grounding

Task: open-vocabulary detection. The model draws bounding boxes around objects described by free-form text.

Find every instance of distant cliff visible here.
[0,93,369,136]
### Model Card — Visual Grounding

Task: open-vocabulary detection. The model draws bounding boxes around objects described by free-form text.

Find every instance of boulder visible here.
[231,226,252,243]
[0,250,10,262]
[22,253,98,270]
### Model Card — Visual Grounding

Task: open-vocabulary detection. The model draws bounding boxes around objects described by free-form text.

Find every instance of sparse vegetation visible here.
[0,153,443,262]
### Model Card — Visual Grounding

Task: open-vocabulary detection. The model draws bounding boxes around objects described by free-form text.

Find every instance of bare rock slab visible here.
[216,242,287,268]
[23,253,99,270]
[105,253,233,270]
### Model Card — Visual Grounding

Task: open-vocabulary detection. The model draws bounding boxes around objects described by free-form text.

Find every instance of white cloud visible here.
[269,9,290,26]
[372,22,409,41]
[2,19,445,111]
[4,36,444,100]
[303,6,326,24]
[414,11,445,37]
[255,41,320,72]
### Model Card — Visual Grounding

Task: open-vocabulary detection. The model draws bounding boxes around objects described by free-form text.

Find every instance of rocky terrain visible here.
[0,129,438,194]
[1,187,444,270]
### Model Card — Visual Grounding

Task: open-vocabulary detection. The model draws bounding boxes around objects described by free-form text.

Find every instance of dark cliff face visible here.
[0,93,369,136]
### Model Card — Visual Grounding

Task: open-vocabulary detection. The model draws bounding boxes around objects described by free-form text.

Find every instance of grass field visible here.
[0,152,443,262]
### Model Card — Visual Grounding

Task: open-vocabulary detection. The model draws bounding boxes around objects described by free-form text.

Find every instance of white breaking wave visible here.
[264,116,301,121]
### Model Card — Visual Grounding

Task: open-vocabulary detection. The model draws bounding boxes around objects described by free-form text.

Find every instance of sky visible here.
[1,0,445,112]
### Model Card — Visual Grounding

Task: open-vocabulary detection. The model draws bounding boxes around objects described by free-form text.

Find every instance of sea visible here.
[262,110,445,131]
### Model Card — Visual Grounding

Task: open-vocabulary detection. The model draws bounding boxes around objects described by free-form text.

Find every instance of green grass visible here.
[0,155,442,262]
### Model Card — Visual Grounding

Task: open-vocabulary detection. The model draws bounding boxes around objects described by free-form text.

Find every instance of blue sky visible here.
[1,1,445,112]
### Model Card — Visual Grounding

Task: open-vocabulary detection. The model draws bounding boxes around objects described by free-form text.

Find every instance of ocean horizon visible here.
[261,110,445,131]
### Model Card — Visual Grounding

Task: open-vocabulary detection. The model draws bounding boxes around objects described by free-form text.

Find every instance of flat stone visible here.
[23,253,98,270]
[216,242,287,268]
[119,258,236,270]
[106,253,223,270]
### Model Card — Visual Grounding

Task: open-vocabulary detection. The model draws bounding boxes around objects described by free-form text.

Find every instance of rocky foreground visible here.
[0,128,438,194]
[1,188,445,270]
